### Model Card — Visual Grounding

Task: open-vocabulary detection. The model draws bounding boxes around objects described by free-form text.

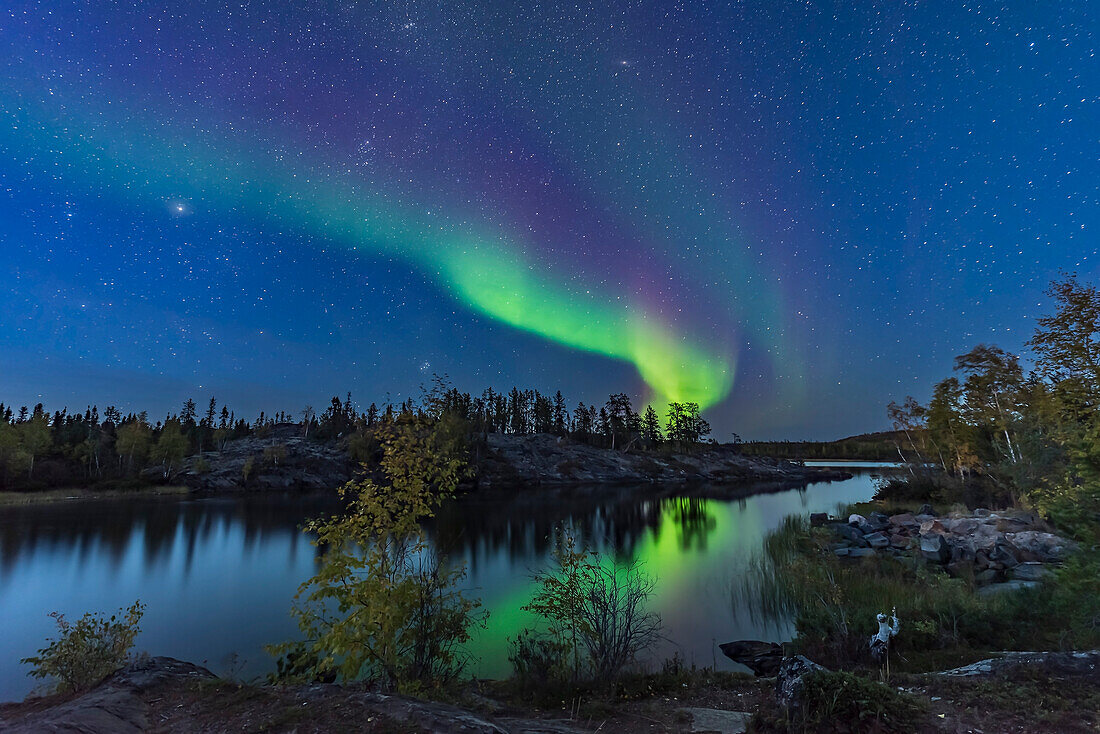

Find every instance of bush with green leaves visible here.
[21,601,145,693]
[272,414,483,692]
[740,516,1047,668]
[508,628,572,695]
[752,670,926,733]
[518,527,662,686]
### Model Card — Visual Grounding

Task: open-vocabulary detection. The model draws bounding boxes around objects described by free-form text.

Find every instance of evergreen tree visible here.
[641,405,663,445]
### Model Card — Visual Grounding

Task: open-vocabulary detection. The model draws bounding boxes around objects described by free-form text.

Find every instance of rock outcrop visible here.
[0,657,215,734]
[476,433,850,488]
[718,640,784,676]
[935,650,1100,677]
[826,507,1077,590]
[0,657,605,733]
[775,655,827,711]
[173,427,850,495]
[177,424,353,493]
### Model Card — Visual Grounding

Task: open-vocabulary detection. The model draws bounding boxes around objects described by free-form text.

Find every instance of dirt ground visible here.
[3,658,1099,733]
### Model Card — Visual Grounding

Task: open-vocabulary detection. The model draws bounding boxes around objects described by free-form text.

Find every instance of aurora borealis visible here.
[2,2,1097,437]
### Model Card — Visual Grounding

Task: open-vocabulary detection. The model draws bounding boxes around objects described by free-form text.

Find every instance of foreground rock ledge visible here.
[0,657,583,734]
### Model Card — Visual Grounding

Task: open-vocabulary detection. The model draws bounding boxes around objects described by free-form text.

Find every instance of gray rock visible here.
[976,580,1041,596]
[833,547,851,557]
[681,708,751,734]
[181,424,354,494]
[718,640,783,676]
[848,548,877,558]
[990,541,1020,569]
[868,512,891,530]
[864,532,890,549]
[834,523,868,546]
[1010,562,1052,582]
[776,655,827,711]
[936,651,1100,678]
[889,534,911,549]
[0,657,214,734]
[920,533,951,563]
[888,512,918,528]
[974,568,999,585]
[1005,531,1078,562]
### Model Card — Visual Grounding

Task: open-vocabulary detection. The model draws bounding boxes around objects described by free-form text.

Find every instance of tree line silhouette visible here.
[0,381,713,491]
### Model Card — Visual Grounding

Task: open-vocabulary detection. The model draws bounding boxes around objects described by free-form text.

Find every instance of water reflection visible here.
[0,471,881,701]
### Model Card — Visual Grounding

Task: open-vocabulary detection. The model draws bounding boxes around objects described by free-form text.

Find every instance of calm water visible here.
[0,468,889,701]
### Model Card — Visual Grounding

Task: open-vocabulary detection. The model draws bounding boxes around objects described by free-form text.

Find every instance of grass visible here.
[738,512,1099,673]
[0,485,189,506]
[918,666,1100,732]
[750,669,927,733]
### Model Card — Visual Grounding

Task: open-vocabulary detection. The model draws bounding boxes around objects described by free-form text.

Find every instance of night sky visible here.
[1,2,1096,439]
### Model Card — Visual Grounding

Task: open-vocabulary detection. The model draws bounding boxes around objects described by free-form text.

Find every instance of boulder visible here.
[776,656,827,711]
[1005,531,1077,562]
[920,519,946,535]
[1010,562,1052,582]
[680,708,751,734]
[718,640,783,676]
[890,534,911,549]
[834,524,868,546]
[976,580,1041,596]
[920,534,951,563]
[936,651,1100,678]
[990,540,1020,569]
[888,512,918,528]
[848,548,877,558]
[0,657,214,734]
[864,532,890,549]
[848,513,867,526]
[867,512,891,531]
[944,518,981,535]
[974,568,999,585]
[968,524,1002,552]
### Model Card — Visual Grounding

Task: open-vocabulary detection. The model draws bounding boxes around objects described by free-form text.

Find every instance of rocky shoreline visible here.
[173,425,851,495]
[817,505,1077,592]
[7,650,1099,733]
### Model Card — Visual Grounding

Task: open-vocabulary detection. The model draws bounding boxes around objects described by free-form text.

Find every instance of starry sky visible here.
[1,1,1096,439]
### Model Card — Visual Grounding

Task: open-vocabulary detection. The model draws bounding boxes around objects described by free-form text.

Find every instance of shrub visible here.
[274,415,482,692]
[508,629,571,695]
[873,471,1012,509]
[752,670,926,733]
[21,601,145,693]
[740,516,1043,668]
[521,526,662,685]
[191,456,211,475]
[263,444,287,466]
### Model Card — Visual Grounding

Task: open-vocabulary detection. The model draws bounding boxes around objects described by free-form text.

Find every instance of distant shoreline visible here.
[0,485,188,507]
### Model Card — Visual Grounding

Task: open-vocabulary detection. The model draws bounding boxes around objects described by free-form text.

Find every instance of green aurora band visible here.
[2,90,735,408]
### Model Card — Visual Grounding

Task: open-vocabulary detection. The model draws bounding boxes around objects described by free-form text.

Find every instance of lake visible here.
[0,466,892,701]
